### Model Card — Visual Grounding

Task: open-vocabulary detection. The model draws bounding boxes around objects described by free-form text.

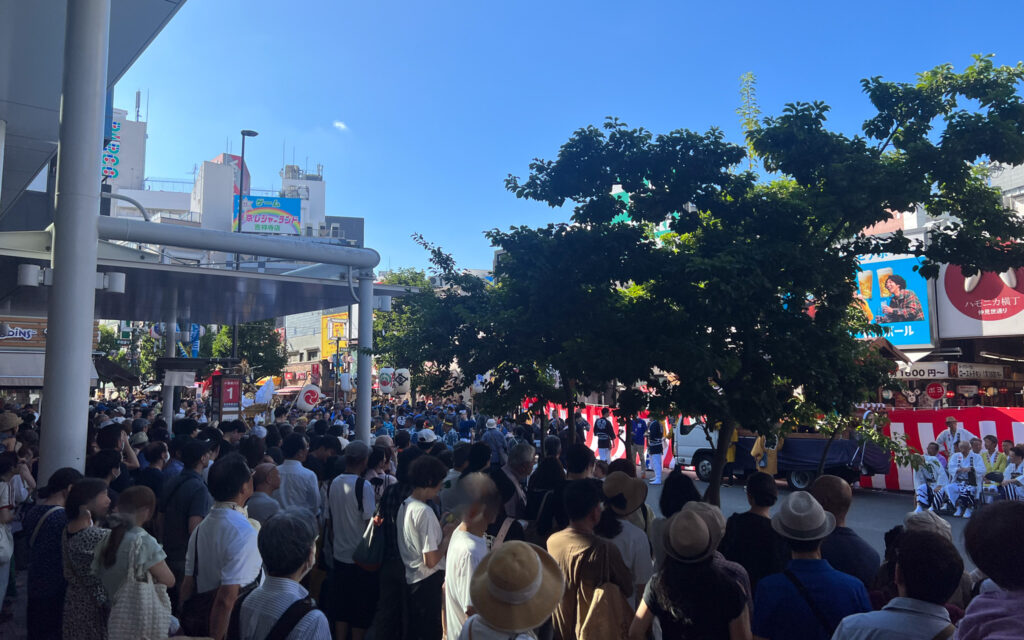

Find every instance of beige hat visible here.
[682,502,727,539]
[470,541,564,632]
[771,491,836,541]
[0,412,19,434]
[603,471,648,517]
[129,431,149,447]
[904,510,953,541]
[663,510,719,563]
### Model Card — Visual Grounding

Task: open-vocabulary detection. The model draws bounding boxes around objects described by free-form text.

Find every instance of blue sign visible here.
[233,195,302,235]
[856,254,933,348]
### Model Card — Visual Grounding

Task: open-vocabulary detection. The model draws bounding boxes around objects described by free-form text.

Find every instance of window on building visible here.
[307,349,319,361]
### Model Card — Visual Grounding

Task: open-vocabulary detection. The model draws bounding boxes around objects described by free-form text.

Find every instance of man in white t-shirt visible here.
[181,454,263,640]
[328,441,377,640]
[398,455,457,640]
[445,473,501,640]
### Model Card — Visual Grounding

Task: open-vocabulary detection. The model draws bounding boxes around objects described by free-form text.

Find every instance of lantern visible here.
[945,390,956,399]
[378,367,395,395]
[393,368,411,394]
[1000,387,1010,394]
[339,373,352,392]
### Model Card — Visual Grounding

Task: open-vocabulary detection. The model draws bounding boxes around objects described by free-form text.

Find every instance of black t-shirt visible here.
[643,571,746,640]
[135,466,165,500]
[720,511,788,591]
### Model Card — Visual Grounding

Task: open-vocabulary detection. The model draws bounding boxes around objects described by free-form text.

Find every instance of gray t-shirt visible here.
[245,492,282,526]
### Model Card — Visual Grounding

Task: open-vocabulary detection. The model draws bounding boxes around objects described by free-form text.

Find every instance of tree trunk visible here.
[567,377,577,445]
[817,427,842,477]
[703,419,737,506]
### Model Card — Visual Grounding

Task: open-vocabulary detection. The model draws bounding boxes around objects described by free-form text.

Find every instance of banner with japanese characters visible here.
[855,254,934,348]
[233,195,302,235]
[936,264,1024,338]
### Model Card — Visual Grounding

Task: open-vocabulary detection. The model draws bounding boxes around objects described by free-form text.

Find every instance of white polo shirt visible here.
[184,503,262,593]
[328,474,375,564]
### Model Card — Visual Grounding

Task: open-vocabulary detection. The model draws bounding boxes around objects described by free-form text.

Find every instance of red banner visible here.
[860,408,1024,491]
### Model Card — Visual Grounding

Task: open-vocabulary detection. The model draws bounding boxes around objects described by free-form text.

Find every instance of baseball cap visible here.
[418,429,437,443]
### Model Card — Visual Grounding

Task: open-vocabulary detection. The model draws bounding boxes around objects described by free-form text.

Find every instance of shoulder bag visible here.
[784,569,835,635]
[108,536,173,640]
[353,478,383,572]
[579,542,632,640]
[29,505,62,548]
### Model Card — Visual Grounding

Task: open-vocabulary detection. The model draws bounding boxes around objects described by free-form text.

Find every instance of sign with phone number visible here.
[894,362,1011,380]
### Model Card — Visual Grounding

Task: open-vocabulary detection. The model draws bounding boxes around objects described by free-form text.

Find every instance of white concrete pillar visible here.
[356,274,373,443]
[39,0,111,481]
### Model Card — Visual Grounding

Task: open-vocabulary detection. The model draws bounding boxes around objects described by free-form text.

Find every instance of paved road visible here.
[643,469,975,571]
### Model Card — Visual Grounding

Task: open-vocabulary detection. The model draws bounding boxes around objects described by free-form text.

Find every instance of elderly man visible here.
[502,442,534,519]
[946,440,986,518]
[935,416,978,459]
[239,508,331,640]
[913,453,949,513]
[245,463,281,525]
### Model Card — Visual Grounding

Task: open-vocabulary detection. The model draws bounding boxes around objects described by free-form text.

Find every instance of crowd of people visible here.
[0,395,1020,640]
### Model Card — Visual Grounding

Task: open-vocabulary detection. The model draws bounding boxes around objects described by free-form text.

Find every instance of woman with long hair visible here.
[62,478,112,640]
[94,485,175,596]
[629,511,752,640]
[23,467,83,640]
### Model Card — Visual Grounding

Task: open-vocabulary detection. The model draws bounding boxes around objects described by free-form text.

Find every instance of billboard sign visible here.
[856,254,933,348]
[936,265,1024,338]
[321,312,349,361]
[233,195,302,235]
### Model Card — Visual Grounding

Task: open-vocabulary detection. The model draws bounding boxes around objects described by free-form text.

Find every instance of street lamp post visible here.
[231,128,258,359]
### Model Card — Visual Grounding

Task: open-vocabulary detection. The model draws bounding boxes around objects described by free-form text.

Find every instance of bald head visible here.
[458,472,501,526]
[809,474,852,525]
[253,463,279,493]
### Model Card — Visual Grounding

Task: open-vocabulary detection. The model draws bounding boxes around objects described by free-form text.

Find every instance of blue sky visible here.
[115,1,1024,272]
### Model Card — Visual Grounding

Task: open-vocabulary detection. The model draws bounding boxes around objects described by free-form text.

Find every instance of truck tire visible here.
[694,452,713,482]
[787,470,817,491]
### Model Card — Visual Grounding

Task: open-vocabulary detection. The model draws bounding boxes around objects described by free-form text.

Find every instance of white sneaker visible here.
[914,504,924,513]
[954,506,964,517]
[964,508,973,518]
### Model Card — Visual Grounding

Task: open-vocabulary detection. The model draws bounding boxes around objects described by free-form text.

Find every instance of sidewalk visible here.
[1,569,27,640]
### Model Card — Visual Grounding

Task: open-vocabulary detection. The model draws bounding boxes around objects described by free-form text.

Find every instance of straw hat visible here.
[771,491,836,541]
[682,501,726,538]
[663,510,718,563]
[603,471,648,517]
[469,541,564,632]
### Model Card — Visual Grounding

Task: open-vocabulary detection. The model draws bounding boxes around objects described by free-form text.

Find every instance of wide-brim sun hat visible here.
[0,412,19,433]
[663,510,719,563]
[469,541,564,632]
[603,471,648,516]
[771,490,836,541]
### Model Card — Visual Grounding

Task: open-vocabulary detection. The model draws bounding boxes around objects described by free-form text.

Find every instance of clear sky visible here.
[114,1,1024,272]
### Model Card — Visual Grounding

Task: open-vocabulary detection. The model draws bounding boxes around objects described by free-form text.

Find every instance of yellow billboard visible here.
[321,312,349,361]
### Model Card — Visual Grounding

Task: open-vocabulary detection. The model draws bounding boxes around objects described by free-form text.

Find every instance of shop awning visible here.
[93,356,141,387]
[0,351,98,387]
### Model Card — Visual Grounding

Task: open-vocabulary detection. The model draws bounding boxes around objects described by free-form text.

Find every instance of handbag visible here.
[108,537,172,640]
[352,492,383,572]
[179,526,216,637]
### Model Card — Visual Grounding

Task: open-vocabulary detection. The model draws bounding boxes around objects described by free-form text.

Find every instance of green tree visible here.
[211,320,286,378]
[374,267,432,369]
[504,55,1024,504]
[737,71,761,169]
[97,325,120,359]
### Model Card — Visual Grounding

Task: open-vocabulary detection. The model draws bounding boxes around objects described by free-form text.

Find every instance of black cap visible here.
[181,439,213,468]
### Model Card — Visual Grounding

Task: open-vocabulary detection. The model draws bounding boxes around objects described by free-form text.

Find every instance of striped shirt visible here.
[239,576,331,640]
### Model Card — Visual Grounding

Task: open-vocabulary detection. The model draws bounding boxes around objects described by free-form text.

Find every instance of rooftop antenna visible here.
[134,90,141,121]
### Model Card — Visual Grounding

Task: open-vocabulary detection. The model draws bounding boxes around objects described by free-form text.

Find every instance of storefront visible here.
[0,316,99,404]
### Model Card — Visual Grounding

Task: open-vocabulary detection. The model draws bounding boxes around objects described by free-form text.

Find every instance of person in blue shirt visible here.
[457,410,476,442]
[628,415,647,475]
[752,491,871,640]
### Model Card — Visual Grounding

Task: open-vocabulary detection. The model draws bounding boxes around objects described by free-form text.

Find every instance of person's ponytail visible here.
[100,485,156,568]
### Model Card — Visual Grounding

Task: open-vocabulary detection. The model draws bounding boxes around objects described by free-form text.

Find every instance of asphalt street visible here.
[643,470,975,571]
